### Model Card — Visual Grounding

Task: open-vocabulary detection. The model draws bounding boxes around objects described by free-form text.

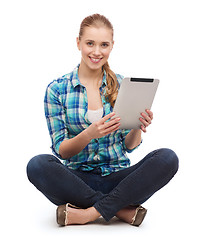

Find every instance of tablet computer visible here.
[113,77,159,129]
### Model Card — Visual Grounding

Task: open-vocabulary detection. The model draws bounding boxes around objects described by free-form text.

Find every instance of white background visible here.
[1,0,202,239]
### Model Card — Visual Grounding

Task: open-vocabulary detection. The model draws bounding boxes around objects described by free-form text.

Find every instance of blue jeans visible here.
[26,148,178,221]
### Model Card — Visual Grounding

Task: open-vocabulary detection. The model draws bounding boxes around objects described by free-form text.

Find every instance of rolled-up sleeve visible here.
[122,137,143,153]
[44,82,69,157]
[121,129,142,153]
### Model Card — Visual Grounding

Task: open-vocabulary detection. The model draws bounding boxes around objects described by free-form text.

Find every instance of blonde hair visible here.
[79,14,119,107]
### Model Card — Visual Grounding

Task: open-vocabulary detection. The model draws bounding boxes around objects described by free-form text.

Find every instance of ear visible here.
[110,40,114,51]
[76,37,81,50]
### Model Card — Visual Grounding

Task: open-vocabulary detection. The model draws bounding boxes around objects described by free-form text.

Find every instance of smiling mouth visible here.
[89,56,103,63]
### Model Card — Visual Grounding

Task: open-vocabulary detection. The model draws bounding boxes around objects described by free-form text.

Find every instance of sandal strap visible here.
[64,204,69,226]
[64,203,80,226]
[131,205,147,226]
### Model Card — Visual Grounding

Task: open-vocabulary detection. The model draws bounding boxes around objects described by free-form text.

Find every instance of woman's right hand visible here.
[85,112,121,140]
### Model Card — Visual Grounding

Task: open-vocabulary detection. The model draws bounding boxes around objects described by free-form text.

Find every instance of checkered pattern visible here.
[44,65,141,176]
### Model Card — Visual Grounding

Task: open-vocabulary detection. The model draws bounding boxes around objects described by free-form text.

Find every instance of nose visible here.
[93,45,101,56]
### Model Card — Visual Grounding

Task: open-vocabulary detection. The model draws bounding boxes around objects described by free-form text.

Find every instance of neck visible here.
[78,60,103,86]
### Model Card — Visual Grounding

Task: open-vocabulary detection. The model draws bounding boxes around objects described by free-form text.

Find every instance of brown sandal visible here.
[56,203,79,226]
[131,206,147,226]
[57,203,146,226]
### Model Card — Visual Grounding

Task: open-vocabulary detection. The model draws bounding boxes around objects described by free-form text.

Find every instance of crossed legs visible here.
[27,148,179,225]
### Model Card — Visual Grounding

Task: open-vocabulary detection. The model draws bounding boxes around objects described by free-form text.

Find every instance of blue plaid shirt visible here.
[44,65,140,176]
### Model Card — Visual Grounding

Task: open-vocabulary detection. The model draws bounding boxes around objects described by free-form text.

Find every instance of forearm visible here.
[59,128,91,159]
[124,129,142,150]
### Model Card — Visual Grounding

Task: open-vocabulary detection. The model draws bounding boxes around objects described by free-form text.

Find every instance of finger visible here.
[141,125,146,133]
[98,119,120,134]
[139,117,150,127]
[103,116,121,129]
[146,109,153,120]
[100,112,116,124]
[141,112,152,124]
[102,122,121,135]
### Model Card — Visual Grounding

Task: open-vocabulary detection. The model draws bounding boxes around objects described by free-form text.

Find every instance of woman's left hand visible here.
[139,109,153,133]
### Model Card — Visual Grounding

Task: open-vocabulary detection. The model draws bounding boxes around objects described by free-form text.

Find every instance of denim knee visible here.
[26,154,52,184]
[158,148,179,176]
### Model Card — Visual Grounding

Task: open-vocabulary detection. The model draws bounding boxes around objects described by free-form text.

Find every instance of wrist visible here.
[83,127,93,142]
[131,129,142,135]
[125,129,142,150]
[129,129,142,140]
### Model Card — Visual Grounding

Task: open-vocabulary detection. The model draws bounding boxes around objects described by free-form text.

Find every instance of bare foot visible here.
[66,206,101,225]
[116,206,137,224]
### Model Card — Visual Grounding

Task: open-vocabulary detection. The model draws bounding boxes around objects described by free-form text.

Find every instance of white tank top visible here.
[87,108,103,123]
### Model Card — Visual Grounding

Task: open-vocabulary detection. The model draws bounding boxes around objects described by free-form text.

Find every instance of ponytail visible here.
[103,62,119,108]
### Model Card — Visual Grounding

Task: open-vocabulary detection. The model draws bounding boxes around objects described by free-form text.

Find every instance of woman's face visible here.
[77,26,114,71]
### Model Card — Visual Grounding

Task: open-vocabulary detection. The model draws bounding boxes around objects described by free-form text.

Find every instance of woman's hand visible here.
[139,109,153,133]
[59,112,120,159]
[86,112,121,140]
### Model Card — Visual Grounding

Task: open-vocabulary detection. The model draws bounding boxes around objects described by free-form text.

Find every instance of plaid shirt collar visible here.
[71,64,107,88]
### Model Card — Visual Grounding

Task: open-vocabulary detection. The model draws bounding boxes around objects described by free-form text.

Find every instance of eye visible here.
[102,43,109,48]
[87,42,93,46]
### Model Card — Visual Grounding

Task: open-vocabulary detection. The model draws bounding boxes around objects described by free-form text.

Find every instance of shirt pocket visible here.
[65,107,89,135]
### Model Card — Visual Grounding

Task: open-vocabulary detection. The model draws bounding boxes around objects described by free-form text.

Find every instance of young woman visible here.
[27,14,179,227]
